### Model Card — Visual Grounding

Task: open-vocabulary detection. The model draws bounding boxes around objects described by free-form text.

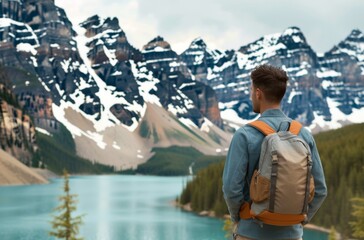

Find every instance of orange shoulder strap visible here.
[289,120,302,135]
[248,120,276,136]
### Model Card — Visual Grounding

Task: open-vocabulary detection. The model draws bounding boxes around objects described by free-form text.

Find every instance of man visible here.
[222,64,327,240]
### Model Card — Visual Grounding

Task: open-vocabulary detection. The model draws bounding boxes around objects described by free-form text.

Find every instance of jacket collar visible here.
[259,108,286,118]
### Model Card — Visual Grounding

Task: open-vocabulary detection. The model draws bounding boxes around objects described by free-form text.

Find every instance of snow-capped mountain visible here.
[139,36,222,128]
[180,37,224,82]
[0,1,229,169]
[181,27,364,132]
[0,0,100,131]
[0,0,363,170]
[319,29,364,114]
[78,15,144,130]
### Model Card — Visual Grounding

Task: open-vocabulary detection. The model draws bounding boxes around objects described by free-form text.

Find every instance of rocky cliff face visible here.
[78,15,223,128]
[180,37,224,82]
[0,84,35,165]
[319,29,364,115]
[0,0,101,130]
[139,36,222,127]
[79,15,144,126]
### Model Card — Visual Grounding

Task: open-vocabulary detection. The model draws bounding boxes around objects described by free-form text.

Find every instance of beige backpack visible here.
[240,120,315,226]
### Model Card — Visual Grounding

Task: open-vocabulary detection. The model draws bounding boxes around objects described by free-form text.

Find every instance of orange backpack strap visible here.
[248,120,276,136]
[239,202,252,219]
[289,120,302,135]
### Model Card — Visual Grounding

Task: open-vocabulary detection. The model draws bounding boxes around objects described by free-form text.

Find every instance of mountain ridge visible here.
[0,0,363,170]
[181,26,364,133]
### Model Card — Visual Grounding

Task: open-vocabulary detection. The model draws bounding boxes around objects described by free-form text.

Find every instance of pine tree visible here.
[350,197,364,239]
[328,226,337,240]
[49,169,84,240]
[223,218,235,239]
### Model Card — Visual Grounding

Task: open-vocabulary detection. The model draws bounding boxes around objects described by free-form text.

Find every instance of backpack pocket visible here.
[250,170,270,203]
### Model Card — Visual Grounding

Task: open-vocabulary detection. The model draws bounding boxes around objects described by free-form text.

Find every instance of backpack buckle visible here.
[272,153,278,164]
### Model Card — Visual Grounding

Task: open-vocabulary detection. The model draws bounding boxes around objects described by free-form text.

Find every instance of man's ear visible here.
[256,88,263,100]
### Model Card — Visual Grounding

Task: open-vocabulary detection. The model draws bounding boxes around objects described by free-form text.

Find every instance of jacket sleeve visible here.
[304,130,328,222]
[222,128,249,223]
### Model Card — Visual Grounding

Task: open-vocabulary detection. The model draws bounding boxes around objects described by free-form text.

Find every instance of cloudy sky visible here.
[56,0,363,54]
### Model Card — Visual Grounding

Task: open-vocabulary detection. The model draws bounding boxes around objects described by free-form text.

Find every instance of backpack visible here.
[240,120,315,226]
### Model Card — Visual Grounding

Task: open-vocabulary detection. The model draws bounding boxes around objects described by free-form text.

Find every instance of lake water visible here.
[0,175,327,240]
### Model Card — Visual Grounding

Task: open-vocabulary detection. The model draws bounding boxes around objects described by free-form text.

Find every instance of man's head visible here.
[250,64,289,113]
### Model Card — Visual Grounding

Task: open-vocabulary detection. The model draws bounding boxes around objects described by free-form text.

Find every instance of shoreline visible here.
[0,168,60,187]
[173,201,331,234]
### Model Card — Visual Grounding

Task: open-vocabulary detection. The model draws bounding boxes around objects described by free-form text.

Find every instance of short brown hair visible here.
[250,64,288,103]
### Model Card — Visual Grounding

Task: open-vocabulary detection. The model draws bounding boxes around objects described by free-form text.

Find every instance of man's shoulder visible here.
[233,123,266,142]
[238,122,262,134]
[298,126,315,145]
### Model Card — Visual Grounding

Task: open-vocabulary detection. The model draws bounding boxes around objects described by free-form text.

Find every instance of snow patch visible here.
[321,80,333,90]
[179,117,197,129]
[287,89,302,104]
[61,58,72,73]
[292,35,303,43]
[111,71,122,76]
[131,62,162,107]
[30,56,38,67]
[52,101,109,150]
[316,70,342,78]
[200,118,214,133]
[179,82,195,89]
[219,101,239,109]
[309,98,364,132]
[35,127,52,136]
[50,43,60,48]
[103,45,118,66]
[295,69,308,77]
[16,43,37,55]
[38,77,50,92]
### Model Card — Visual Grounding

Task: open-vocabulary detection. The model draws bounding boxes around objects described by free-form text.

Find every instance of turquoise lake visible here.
[0,175,327,240]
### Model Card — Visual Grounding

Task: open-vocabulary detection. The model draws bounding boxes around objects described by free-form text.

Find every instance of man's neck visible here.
[259,103,281,114]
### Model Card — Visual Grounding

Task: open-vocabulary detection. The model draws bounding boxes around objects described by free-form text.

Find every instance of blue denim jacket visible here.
[222,109,327,240]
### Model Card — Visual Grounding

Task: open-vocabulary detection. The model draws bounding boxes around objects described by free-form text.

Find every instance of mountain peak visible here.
[282,26,303,36]
[103,17,120,29]
[148,36,165,44]
[329,28,364,59]
[79,14,101,28]
[142,36,172,52]
[347,29,364,40]
[281,26,308,45]
[190,37,207,48]
[80,15,120,31]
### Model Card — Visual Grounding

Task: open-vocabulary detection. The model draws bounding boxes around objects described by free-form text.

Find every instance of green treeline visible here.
[314,123,364,237]
[133,146,226,176]
[33,124,115,174]
[179,123,364,238]
[180,160,228,216]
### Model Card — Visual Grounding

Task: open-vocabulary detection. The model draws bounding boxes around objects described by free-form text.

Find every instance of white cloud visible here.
[56,0,364,54]
[56,0,159,51]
